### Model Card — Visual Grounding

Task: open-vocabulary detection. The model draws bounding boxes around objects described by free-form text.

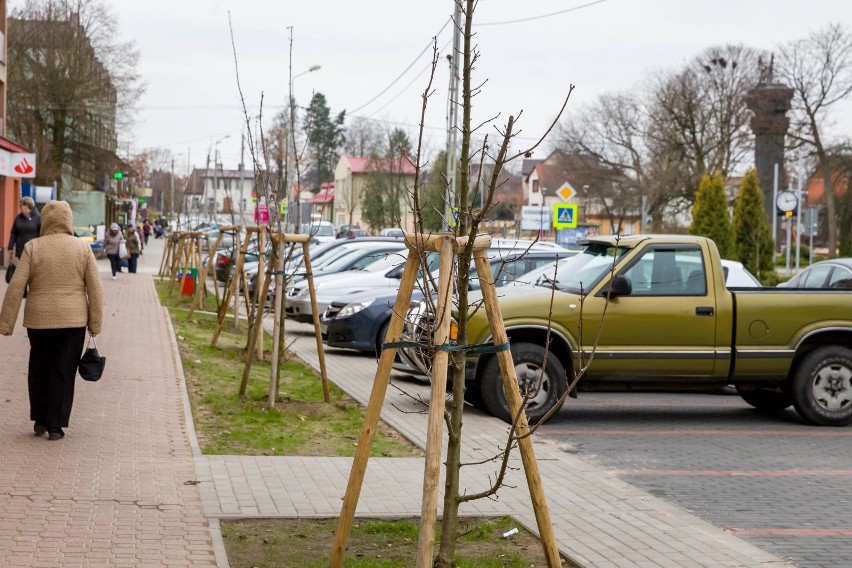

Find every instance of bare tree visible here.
[778,23,852,258]
[7,0,143,197]
[645,45,760,207]
[343,116,384,156]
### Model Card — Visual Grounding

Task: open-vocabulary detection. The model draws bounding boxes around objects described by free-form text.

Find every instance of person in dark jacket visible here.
[7,197,41,261]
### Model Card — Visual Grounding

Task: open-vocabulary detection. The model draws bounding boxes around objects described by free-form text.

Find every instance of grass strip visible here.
[156,280,420,457]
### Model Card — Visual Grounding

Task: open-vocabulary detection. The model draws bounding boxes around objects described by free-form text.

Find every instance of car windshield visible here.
[549,243,631,294]
[303,223,334,237]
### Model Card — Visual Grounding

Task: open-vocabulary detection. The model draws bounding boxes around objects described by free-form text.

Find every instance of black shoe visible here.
[47,429,64,441]
[33,424,46,436]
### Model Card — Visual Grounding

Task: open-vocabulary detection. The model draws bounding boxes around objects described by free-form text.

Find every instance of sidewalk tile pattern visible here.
[0,239,215,567]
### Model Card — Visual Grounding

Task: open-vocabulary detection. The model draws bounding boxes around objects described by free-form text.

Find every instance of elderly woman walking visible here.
[0,201,103,441]
[103,222,124,280]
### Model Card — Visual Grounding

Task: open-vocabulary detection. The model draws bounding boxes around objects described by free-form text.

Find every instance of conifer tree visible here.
[733,169,775,279]
[689,171,734,257]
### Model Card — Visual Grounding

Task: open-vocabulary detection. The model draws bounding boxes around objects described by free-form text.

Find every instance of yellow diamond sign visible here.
[556,182,576,202]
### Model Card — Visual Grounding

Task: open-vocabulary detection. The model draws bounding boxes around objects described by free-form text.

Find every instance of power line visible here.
[347,17,452,115]
[476,0,608,26]
[367,38,453,119]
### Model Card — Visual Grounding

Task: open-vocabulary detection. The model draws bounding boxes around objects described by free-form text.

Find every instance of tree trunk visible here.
[436,3,473,564]
[820,156,838,258]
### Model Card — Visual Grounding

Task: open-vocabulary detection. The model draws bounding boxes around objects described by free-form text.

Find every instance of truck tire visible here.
[735,386,793,411]
[791,346,852,426]
[480,342,567,424]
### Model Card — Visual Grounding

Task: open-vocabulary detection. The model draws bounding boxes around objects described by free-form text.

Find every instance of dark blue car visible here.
[322,250,576,353]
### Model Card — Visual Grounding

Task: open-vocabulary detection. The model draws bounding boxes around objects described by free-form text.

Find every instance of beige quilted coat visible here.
[0,201,103,335]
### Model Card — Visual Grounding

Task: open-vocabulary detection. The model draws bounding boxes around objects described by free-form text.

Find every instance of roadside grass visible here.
[155,280,420,458]
[221,516,574,567]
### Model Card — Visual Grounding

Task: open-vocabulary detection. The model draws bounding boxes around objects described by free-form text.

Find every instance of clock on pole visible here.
[775,190,799,215]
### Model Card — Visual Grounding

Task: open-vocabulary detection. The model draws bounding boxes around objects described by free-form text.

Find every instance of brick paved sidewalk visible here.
[0,238,219,567]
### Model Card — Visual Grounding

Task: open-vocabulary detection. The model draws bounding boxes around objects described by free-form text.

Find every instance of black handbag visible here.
[4,264,14,284]
[79,336,106,382]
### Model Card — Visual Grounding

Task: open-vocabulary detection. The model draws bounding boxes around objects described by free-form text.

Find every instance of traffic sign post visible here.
[552,203,578,229]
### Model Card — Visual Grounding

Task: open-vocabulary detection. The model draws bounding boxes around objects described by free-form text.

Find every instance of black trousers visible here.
[27,327,87,429]
[107,253,120,276]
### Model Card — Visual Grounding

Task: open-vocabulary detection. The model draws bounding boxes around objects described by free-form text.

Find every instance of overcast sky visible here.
[101,0,852,175]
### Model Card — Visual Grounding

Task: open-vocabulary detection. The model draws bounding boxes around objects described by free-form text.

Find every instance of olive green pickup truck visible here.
[453,234,852,426]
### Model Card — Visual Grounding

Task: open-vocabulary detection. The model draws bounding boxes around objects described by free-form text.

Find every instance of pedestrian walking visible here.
[103,223,124,280]
[0,200,103,441]
[143,219,152,245]
[6,197,41,281]
[125,225,142,274]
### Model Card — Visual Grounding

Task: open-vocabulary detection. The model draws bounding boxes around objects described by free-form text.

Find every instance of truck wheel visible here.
[791,346,852,426]
[480,342,567,424]
[735,386,793,411]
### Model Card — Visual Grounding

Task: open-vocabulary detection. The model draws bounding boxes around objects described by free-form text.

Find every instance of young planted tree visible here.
[689,171,734,257]
[733,169,774,279]
[303,92,346,189]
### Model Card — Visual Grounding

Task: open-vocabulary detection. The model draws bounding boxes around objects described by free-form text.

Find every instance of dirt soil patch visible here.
[222,516,574,567]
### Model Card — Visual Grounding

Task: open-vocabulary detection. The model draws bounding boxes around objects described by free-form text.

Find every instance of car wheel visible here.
[791,346,852,426]
[735,385,793,411]
[479,342,567,424]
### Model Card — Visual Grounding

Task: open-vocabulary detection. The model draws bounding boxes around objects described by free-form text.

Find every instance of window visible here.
[802,265,832,288]
[531,180,539,194]
[620,247,706,296]
[828,266,852,289]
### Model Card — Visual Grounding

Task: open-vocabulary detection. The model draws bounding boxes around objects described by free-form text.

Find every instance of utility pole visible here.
[170,158,175,218]
[239,129,246,226]
[444,1,462,231]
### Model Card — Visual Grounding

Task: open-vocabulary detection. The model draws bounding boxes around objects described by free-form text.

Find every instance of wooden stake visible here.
[473,249,561,567]
[328,253,421,568]
[255,228,266,360]
[268,237,286,410]
[415,236,455,567]
[301,240,331,403]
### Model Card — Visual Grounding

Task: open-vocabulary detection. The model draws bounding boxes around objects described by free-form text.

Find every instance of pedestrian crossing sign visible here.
[552,203,578,229]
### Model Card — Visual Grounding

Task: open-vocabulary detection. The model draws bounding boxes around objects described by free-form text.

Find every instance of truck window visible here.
[620,246,706,296]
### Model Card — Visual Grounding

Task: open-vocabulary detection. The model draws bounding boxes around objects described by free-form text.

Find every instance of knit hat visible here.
[110,223,120,231]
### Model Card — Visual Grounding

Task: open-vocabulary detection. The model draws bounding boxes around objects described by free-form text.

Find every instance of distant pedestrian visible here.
[7,197,41,263]
[142,220,152,245]
[0,200,104,441]
[103,223,124,280]
[125,226,141,274]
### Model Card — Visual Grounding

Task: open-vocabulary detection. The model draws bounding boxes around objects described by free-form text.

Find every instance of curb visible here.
[161,297,231,568]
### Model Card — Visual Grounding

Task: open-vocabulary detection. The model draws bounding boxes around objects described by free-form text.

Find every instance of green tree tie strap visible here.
[381,340,509,354]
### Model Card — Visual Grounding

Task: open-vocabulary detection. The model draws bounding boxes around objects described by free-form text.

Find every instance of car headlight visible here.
[336,298,375,319]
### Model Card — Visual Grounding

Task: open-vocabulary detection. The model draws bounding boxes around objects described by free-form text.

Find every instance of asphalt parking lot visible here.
[539,391,852,568]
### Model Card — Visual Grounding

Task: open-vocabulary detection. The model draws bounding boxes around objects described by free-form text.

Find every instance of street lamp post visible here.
[287,64,321,232]
[209,135,230,220]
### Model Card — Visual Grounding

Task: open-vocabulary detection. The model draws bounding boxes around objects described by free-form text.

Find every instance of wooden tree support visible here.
[328,233,560,568]
[188,226,238,319]
[166,232,206,300]
[211,227,261,346]
[231,231,329,408]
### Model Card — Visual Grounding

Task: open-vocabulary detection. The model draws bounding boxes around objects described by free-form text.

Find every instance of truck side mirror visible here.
[606,275,632,298]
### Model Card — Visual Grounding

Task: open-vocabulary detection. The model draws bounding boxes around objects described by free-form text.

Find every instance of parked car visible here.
[776,258,852,289]
[322,250,576,353]
[284,243,408,322]
[303,221,336,243]
[245,236,407,298]
[379,227,405,237]
[398,234,852,425]
[337,224,367,238]
[73,226,95,246]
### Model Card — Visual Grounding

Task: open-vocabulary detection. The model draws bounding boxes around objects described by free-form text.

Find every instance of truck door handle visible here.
[696,306,714,317]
